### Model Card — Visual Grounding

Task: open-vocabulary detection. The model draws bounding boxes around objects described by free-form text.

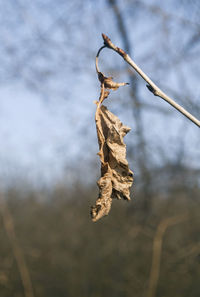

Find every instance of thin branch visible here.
[95,45,106,74]
[101,34,200,128]
[147,213,188,297]
[171,242,200,263]
[0,194,34,297]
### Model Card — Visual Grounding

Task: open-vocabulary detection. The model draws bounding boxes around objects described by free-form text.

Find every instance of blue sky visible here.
[0,0,200,187]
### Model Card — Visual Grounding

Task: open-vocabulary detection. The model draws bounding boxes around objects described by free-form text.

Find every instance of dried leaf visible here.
[98,72,129,90]
[91,105,133,222]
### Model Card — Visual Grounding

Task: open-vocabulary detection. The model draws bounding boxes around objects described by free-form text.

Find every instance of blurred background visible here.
[0,0,200,296]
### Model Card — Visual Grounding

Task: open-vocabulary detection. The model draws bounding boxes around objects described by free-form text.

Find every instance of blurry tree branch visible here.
[108,0,131,53]
[108,0,154,212]
[0,194,34,297]
[101,34,200,127]
[138,1,200,28]
[147,213,188,297]
[173,242,200,262]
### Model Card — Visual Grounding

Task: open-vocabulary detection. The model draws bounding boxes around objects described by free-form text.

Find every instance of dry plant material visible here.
[91,49,133,222]
[91,104,133,222]
[97,71,129,90]
[91,30,200,221]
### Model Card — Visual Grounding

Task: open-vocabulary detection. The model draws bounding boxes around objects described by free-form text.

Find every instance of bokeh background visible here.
[0,0,200,296]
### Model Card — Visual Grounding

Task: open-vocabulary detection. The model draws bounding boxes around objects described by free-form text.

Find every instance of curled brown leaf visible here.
[91,105,133,222]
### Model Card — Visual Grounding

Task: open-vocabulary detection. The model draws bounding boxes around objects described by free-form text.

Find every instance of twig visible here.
[95,44,128,113]
[101,33,200,128]
[96,45,106,74]
[147,213,188,297]
[170,242,200,264]
[96,83,106,111]
[0,194,34,297]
